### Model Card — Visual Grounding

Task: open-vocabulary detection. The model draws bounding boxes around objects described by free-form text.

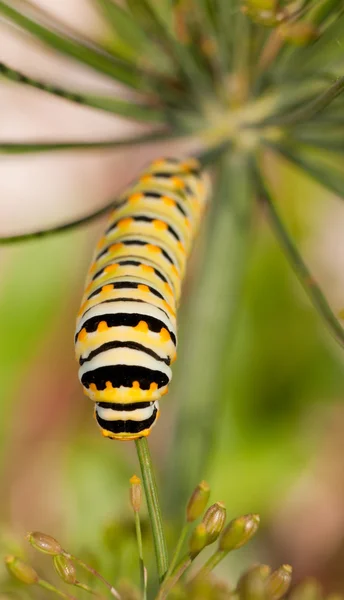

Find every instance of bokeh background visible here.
[2,0,344,596]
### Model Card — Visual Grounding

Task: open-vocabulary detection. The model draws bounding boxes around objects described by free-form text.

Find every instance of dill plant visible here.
[1,0,344,597]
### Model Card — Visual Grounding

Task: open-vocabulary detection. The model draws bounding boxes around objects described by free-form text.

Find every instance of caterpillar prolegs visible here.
[75,157,210,440]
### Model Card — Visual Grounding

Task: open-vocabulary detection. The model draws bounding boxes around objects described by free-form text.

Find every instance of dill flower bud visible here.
[219,514,260,551]
[129,475,142,512]
[202,502,226,544]
[26,532,62,555]
[238,564,271,600]
[279,22,319,45]
[53,555,77,585]
[5,556,39,585]
[266,565,293,600]
[189,523,208,557]
[186,481,210,522]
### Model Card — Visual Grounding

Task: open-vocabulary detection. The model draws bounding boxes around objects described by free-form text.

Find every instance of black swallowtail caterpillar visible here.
[75,157,210,440]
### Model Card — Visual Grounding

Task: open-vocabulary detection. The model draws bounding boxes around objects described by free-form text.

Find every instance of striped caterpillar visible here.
[75,157,210,440]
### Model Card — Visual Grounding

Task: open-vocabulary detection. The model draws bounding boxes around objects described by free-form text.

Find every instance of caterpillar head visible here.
[95,401,160,441]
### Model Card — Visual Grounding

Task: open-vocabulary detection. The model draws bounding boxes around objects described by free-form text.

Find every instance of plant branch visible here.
[255,163,344,350]
[135,437,169,582]
[0,62,164,122]
[0,130,174,154]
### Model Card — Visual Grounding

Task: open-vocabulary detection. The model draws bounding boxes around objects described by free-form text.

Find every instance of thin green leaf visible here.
[0,0,145,90]
[0,130,174,154]
[267,140,344,200]
[255,162,344,350]
[0,62,165,122]
[94,0,153,62]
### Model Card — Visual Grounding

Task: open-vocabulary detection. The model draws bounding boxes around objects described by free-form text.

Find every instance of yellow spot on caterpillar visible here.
[135,320,149,333]
[101,429,111,438]
[150,382,158,391]
[140,174,152,184]
[89,383,97,391]
[84,282,93,293]
[132,381,140,389]
[151,158,166,168]
[89,264,97,275]
[105,381,113,389]
[146,244,161,254]
[102,284,113,294]
[161,386,169,396]
[184,218,191,229]
[181,158,199,171]
[129,192,143,203]
[78,328,87,342]
[171,352,177,363]
[97,321,108,332]
[177,242,186,254]
[104,263,119,274]
[118,218,132,229]
[164,283,173,295]
[96,236,106,250]
[110,243,123,252]
[141,264,154,275]
[138,284,149,293]
[162,196,176,208]
[172,176,185,189]
[171,265,180,279]
[160,328,171,342]
[163,301,175,316]
[153,220,168,231]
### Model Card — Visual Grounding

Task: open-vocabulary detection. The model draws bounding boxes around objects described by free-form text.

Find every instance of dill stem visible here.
[38,580,78,600]
[156,555,192,600]
[135,437,169,582]
[63,553,121,600]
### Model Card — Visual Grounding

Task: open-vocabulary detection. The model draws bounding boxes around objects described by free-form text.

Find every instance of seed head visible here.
[53,555,77,585]
[238,564,271,600]
[130,475,142,512]
[5,556,39,585]
[26,532,62,555]
[202,502,226,544]
[266,565,292,600]
[186,481,210,522]
[219,514,260,551]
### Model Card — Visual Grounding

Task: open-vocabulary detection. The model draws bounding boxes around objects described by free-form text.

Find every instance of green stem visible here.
[156,555,192,600]
[38,580,78,600]
[255,163,344,350]
[135,437,169,582]
[165,150,252,515]
[164,523,190,582]
[134,510,147,600]
[0,62,164,122]
[0,130,173,154]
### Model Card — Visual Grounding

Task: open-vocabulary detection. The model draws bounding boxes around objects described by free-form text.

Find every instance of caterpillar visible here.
[75,157,210,441]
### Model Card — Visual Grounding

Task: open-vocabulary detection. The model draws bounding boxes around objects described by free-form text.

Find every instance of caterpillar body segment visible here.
[75,157,210,440]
